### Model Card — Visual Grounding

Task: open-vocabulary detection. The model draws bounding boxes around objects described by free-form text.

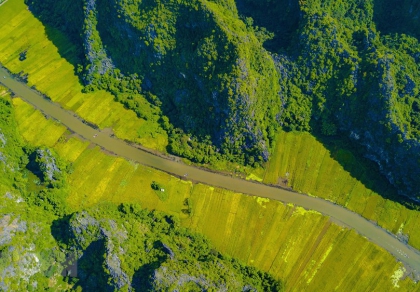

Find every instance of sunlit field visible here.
[263,130,420,249]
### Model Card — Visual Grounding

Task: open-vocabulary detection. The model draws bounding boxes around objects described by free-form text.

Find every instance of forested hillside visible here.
[24,0,420,200]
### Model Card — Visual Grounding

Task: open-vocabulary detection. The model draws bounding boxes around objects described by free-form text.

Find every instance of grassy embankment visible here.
[12,95,420,291]
[2,0,420,256]
[0,0,167,151]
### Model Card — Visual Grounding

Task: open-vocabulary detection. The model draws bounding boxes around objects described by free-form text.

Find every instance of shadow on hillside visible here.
[51,218,115,291]
[132,253,167,290]
[26,2,85,85]
[51,215,73,245]
[73,239,113,292]
[373,0,420,40]
[51,216,80,280]
[311,132,420,211]
[43,25,84,77]
[235,0,301,52]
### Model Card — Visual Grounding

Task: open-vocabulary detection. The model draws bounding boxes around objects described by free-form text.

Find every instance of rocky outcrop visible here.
[0,130,6,147]
[69,211,132,291]
[0,215,27,246]
[0,194,65,292]
[151,261,259,292]
[36,148,61,181]
[27,148,62,183]
[82,0,115,84]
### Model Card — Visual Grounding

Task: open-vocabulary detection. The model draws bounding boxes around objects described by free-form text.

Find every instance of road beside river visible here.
[1,65,420,275]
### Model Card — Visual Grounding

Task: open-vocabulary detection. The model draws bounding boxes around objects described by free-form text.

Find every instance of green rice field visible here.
[12,97,420,291]
[262,131,420,250]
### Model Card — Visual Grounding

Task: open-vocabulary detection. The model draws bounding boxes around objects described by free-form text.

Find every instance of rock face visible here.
[68,211,132,291]
[0,131,6,166]
[0,130,6,147]
[27,147,61,183]
[336,51,420,200]
[0,215,27,246]
[82,0,115,84]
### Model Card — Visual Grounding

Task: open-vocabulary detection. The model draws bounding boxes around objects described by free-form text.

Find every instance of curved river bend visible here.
[1,66,420,273]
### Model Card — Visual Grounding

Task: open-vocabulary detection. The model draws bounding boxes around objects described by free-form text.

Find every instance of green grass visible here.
[263,130,420,249]
[12,97,420,291]
[0,0,167,151]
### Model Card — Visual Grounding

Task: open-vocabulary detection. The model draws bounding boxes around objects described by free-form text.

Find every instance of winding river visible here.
[1,66,420,274]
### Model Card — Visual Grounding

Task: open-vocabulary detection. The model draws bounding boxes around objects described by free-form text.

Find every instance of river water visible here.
[1,66,420,274]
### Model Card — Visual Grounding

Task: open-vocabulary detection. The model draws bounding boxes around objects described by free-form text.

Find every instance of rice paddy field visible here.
[12,97,420,291]
[262,131,420,250]
[0,0,168,151]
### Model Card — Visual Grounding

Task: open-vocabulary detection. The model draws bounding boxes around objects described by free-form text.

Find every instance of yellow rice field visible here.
[263,131,420,249]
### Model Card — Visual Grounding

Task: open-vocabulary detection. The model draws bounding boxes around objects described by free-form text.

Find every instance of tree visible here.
[151,181,160,190]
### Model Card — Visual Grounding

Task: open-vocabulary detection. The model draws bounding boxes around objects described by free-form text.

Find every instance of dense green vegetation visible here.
[26,0,281,167]
[0,88,69,291]
[239,0,420,200]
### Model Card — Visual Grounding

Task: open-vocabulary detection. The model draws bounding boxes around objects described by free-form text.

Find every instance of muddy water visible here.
[1,66,420,273]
